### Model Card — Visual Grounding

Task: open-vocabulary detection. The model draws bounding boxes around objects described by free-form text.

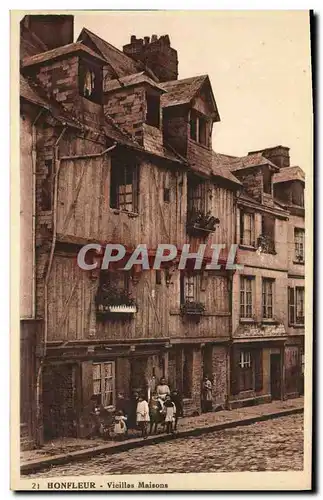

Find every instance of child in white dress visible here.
[136,395,150,439]
[114,410,127,439]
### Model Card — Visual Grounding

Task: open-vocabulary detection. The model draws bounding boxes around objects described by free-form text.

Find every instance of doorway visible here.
[270,353,282,400]
[42,364,77,440]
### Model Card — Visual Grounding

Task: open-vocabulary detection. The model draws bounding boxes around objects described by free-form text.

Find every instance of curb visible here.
[21,406,303,475]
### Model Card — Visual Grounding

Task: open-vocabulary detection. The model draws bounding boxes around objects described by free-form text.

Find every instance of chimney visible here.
[123,34,178,82]
[21,15,74,51]
[248,145,290,169]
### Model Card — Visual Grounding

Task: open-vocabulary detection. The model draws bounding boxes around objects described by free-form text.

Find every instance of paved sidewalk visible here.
[21,397,303,474]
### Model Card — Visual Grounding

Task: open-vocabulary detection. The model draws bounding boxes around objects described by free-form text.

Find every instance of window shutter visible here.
[230,346,240,395]
[240,211,244,244]
[180,273,185,305]
[254,349,263,392]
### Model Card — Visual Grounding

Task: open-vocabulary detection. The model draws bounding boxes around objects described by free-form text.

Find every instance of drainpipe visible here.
[35,126,67,446]
[31,109,44,318]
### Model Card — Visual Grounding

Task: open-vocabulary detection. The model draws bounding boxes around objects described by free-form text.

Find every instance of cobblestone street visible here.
[26,414,303,477]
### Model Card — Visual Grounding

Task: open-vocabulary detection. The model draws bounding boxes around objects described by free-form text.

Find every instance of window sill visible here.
[293,260,305,265]
[239,244,257,251]
[188,138,211,151]
[110,209,139,218]
[289,323,305,328]
[240,318,256,324]
[261,319,279,325]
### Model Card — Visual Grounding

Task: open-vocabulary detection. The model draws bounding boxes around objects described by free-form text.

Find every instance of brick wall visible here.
[104,86,146,144]
[31,56,79,106]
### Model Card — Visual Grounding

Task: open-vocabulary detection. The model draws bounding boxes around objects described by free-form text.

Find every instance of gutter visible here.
[35,126,67,445]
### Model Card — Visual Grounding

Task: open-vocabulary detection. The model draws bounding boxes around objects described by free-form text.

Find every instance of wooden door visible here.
[270,354,282,400]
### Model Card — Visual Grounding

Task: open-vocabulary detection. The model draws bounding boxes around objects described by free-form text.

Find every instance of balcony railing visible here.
[95,285,137,317]
[257,235,276,254]
[186,209,219,237]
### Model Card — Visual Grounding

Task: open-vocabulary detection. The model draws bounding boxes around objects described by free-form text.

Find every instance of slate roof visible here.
[20,75,82,129]
[211,152,242,186]
[104,72,165,93]
[273,166,305,184]
[21,42,107,68]
[228,152,280,172]
[77,28,141,79]
[160,75,209,108]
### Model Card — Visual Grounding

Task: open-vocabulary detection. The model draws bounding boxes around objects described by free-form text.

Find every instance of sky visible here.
[74,11,312,174]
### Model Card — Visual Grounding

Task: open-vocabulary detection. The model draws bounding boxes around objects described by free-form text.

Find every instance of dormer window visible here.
[79,59,102,104]
[190,110,209,147]
[146,90,160,128]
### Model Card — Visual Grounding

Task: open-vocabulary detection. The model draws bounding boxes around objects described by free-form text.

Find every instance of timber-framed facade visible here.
[20,15,305,448]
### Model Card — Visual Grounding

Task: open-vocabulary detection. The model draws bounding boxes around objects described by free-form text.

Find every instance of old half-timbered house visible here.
[20,15,241,445]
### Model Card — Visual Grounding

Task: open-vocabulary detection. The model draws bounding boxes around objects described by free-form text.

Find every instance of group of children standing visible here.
[114,378,183,440]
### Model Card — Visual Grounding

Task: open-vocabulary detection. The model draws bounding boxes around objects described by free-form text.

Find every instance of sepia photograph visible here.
[11,9,313,491]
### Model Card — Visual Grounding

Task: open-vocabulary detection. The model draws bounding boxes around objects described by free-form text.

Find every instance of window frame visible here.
[240,276,254,319]
[146,90,161,129]
[92,361,116,407]
[110,156,139,214]
[238,351,253,391]
[180,273,200,304]
[262,278,274,319]
[295,287,305,325]
[78,58,103,105]
[240,211,255,247]
[190,109,209,147]
[294,228,305,262]
[187,174,207,214]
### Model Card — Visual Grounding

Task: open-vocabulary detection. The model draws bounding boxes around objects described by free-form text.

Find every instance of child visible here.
[149,393,162,435]
[136,395,150,439]
[164,394,176,434]
[113,410,127,439]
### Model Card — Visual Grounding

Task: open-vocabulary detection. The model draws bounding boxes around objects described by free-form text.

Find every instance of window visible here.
[190,110,209,147]
[79,59,103,104]
[289,286,304,325]
[240,211,255,246]
[146,91,160,128]
[259,215,275,253]
[163,188,170,203]
[41,159,53,210]
[187,175,207,214]
[239,351,253,391]
[263,168,273,195]
[180,273,200,304]
[198,117,207,146]
[110,155,139,213]
[262,279,274,319]
[240,276,254,319]
[294,228,305,262]
[291,182,304,207]
[93,362,115,407]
